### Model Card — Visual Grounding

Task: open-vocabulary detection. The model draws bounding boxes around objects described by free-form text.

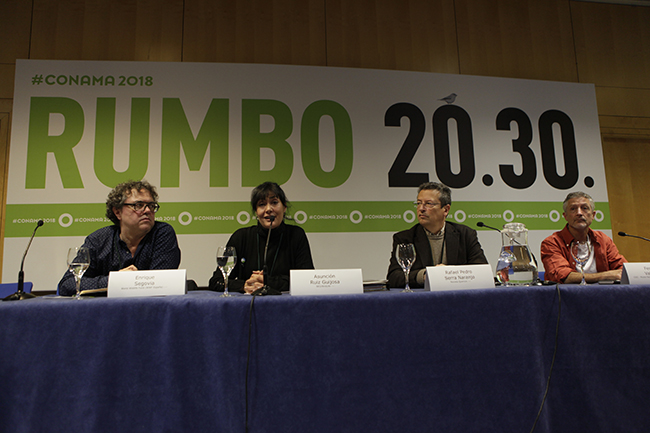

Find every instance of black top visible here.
[208,221,314,293]
[386,221,488,289]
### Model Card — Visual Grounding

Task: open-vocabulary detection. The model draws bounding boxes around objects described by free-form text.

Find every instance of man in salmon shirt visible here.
[541,191,626,283]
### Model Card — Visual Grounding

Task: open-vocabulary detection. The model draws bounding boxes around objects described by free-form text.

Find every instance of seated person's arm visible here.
[59,267,109,296]
[149,224,181,270]
[208,233,245,293]
[466,229,489,264]
[208,264,245,293]
[562,269,622,284]
[57,238,107,296]
[387,235,424,289]
[387,237,405,288]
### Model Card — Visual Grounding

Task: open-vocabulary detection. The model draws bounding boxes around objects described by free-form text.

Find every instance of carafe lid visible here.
[502,222,527,233]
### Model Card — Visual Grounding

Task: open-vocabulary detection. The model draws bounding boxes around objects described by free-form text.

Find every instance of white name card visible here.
[424,264,495,291]
[107,269,187,298]
[621,263,650,285]
[290,269,363,296]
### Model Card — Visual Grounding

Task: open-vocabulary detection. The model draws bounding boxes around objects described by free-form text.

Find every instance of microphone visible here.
[618,231,650,242]
[476,221,501,233]
[253,215,281,296]
[3,219,44,301]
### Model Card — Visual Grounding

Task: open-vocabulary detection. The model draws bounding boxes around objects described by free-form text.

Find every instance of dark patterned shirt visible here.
[58,222,181,295]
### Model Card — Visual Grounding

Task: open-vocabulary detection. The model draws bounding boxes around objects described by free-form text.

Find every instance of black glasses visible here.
[123,201,160,213]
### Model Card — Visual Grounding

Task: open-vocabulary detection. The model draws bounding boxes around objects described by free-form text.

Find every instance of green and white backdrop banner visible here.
[5,59,610,290]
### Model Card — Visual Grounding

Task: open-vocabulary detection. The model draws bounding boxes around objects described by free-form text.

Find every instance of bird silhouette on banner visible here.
[439,93,457,104]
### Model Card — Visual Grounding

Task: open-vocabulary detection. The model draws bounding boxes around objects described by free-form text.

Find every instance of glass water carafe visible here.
[495,222,538,286]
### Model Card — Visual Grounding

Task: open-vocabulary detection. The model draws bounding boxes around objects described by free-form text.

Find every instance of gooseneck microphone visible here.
[618,231,650,242]
[476,221,501,233]
[253,215,281,296]
[3,219,44,301]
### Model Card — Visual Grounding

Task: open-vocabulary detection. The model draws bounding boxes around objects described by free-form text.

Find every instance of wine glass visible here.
[67,247,90,299]
[216,246,237,297]
[396,243,416,292]
[570,239,592,285]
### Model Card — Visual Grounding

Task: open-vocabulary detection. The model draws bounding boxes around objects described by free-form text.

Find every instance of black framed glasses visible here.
[123,201,160,213]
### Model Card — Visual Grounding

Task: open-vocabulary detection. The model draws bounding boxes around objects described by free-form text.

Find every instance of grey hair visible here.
[562,191,595,213]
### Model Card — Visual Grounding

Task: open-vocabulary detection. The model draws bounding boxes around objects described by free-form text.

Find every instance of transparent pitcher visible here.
[495,222,538,286]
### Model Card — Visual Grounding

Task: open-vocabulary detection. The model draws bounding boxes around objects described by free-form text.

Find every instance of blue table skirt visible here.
[1,285,649,433]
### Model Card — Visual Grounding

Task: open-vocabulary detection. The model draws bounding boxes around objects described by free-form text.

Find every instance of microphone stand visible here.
[476,221,502,233]
[3,219,44,301]
[253,215,281,296]
[618,231,650,243]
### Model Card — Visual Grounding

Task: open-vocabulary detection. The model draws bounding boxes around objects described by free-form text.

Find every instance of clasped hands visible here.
[244,270,265,294]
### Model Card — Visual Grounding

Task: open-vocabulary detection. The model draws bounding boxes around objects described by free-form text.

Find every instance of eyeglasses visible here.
[414,201,441,210]
[123,201,160,213]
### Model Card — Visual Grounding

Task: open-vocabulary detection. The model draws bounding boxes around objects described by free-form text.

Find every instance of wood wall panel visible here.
[572,1,650,88]
[30,0,183,61]
[599,115,650,138]
[0,99,15,281]
[0,100,13,113]
[595,86,650,119]
[183,0,327,65]
[455,0,578,81]
[602,136,650,262]
[0,113,9,279]
[0,64,17,99]
[325,0,459,73]
[0,0,33,63]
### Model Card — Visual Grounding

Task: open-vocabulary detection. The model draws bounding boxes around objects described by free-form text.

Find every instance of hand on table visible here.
[244,270,265,294]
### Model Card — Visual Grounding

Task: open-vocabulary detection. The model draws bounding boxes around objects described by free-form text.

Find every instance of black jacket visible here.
[208,221,314,293]
[386,221,488,288]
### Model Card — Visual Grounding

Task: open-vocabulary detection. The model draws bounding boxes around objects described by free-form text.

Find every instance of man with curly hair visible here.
[58,180,181,295]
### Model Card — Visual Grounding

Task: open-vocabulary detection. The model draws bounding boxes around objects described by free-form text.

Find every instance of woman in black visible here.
[208,182,314,294]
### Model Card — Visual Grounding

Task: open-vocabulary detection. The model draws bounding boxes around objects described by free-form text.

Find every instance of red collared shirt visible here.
[540,225,627,283]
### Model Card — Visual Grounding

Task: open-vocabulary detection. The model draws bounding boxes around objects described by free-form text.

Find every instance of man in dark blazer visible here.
[387,182,488,288]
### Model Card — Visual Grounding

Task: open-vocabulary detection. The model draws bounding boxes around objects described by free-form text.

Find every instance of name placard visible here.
[424,265,495,291]
[620,263,650,285]
[290,269,363,296]
[107,269,187,298]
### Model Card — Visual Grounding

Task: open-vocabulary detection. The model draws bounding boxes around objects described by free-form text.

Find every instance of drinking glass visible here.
[216,246,237,297]
[67,247,90,299]
[396,243,416,292]
[570,239,592,285]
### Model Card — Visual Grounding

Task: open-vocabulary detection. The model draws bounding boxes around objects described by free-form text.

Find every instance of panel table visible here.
[1,285,649,433]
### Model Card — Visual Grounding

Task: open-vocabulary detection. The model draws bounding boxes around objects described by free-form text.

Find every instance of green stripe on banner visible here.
[4,201,612,237]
